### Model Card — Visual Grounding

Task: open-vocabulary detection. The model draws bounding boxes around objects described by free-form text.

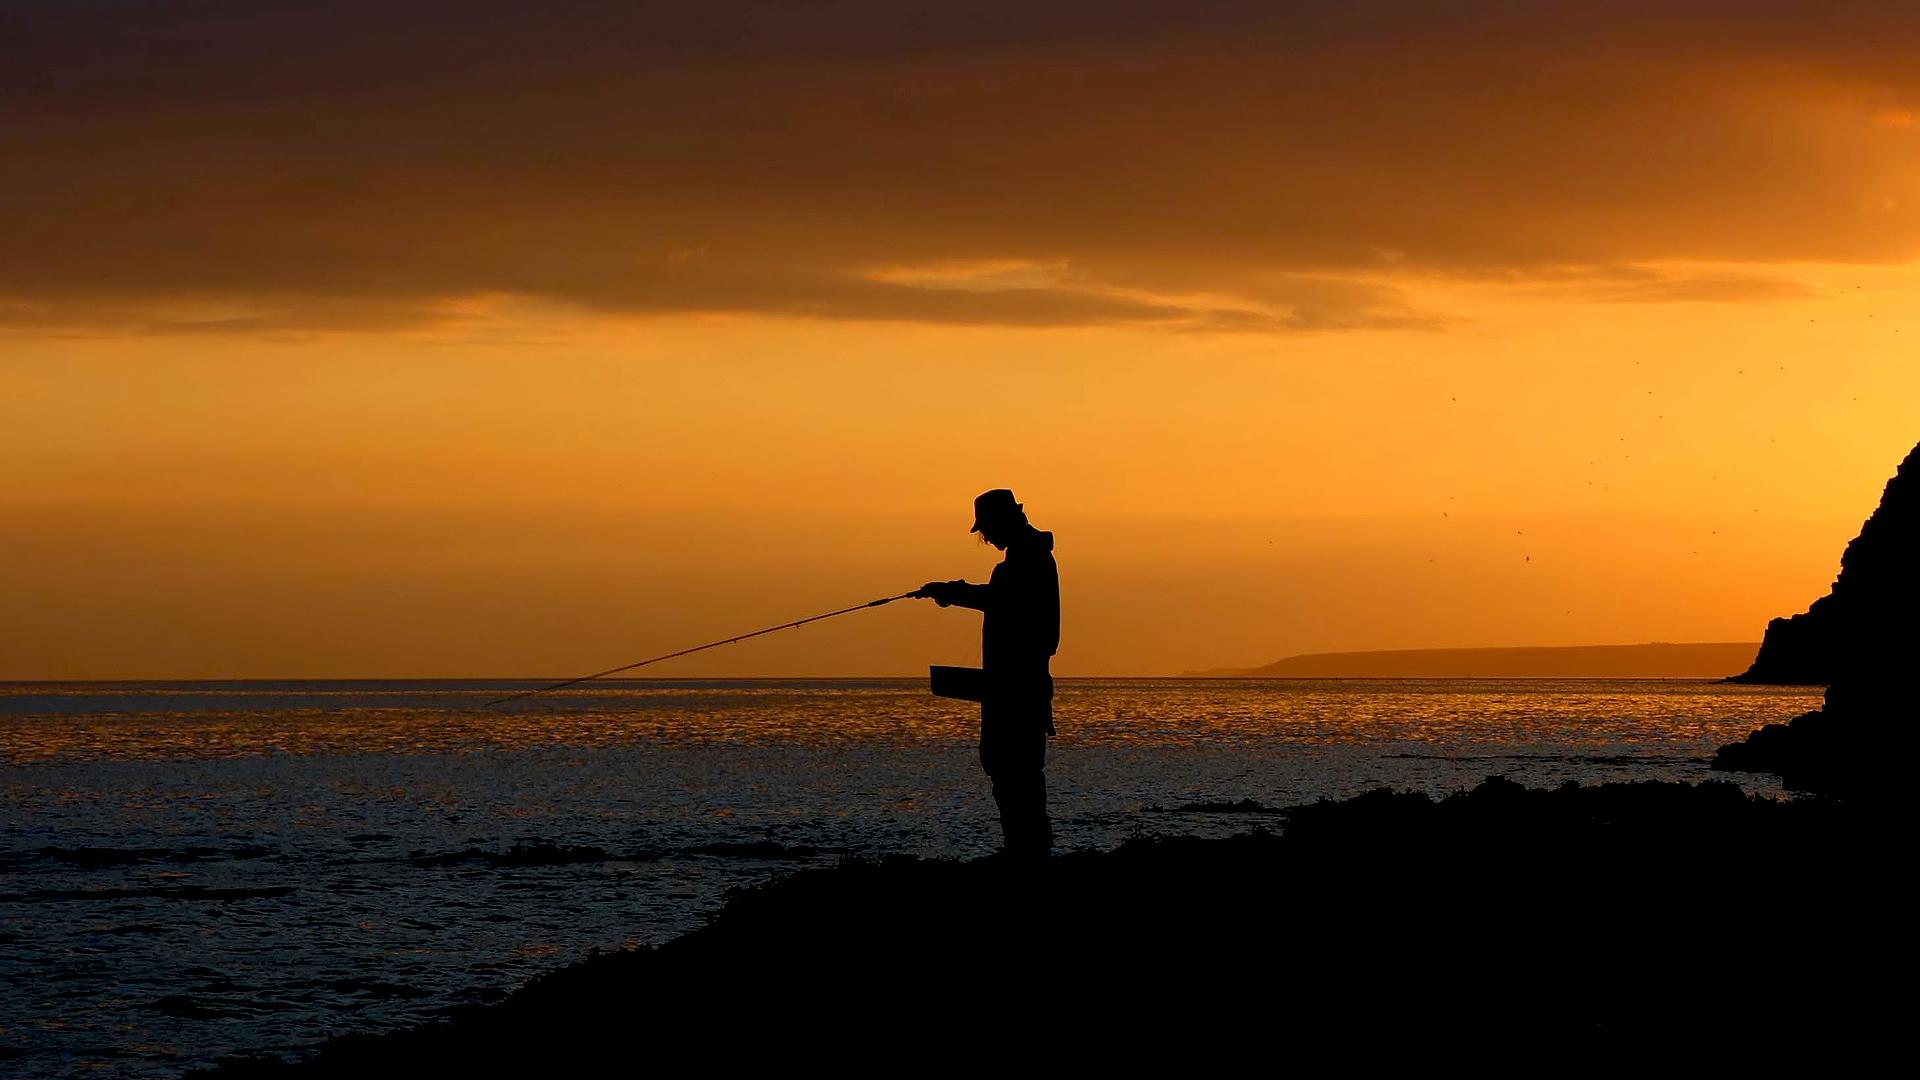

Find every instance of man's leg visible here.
[1018,769,1052,856]
[982,705,1050,857]
[980,705,1016,851]
[989,771,1039,855]
[1023,699,1053,855]
[981,705,1050,856]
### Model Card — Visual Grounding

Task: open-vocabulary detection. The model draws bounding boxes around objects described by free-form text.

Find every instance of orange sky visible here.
[2,2,1917,677]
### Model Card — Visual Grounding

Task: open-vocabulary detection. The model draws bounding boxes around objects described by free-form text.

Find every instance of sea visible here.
[0,678,1821,1077]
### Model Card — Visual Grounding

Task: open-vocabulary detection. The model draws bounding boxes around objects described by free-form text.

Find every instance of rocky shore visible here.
[1716,439,1918,796]
[204,775,1903,1074]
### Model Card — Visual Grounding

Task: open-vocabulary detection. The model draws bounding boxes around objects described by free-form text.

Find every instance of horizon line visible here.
[0,639,1773,684]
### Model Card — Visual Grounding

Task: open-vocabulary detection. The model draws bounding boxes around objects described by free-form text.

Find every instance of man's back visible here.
[983,527,1059,673]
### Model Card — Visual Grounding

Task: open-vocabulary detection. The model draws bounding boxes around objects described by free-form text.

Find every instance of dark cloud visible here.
[3,2,1916,332]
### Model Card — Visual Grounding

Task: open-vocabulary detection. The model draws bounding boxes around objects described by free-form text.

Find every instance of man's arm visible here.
[918,579,992,611]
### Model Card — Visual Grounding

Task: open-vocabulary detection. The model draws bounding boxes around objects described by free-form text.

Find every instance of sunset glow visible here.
[3,2,1917,677]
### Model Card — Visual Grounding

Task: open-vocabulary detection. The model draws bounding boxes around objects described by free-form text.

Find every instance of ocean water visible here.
[0,678,1819,1076]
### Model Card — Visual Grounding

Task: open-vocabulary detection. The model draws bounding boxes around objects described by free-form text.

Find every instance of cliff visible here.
[1715,439,1920,794]
[1730,440,1920,684]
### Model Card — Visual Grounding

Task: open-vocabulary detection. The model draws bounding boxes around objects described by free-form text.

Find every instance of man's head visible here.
[970,488,1027,549]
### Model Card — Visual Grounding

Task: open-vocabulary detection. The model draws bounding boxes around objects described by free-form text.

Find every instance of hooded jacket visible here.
[939,526,1059,681]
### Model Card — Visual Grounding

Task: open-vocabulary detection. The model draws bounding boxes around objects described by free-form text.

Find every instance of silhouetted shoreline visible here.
[1728,441,1917,687]
[1715,439,1917,796]
[201,775,1902,1073]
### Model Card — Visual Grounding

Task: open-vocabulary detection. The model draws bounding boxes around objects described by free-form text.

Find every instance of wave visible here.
[0,845,275,869]
[678,840,844,859]
[405,843,629,869]
[1145,799,1289,815]
[0,885,295,903]
[403,839,844,868]
[147,993,298,1020]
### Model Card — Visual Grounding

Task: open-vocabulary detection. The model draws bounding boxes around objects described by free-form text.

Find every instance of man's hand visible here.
[917,580,958,607]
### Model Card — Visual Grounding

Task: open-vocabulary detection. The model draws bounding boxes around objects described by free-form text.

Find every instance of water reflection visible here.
[0,678,1819,763]
[0,678,1821,1077]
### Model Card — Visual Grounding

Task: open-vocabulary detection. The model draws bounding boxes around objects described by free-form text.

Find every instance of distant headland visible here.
[1715,438,1918,794]
[1728,439,1919,685]
[1191,641,1760,679]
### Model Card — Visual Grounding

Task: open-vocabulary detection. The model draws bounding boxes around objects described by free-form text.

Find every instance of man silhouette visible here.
[917,489,1059,858]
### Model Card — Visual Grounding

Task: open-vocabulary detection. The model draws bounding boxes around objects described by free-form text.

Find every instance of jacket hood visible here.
[1018,528,1055,552]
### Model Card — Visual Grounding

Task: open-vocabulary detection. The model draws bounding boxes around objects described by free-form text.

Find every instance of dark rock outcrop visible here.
[1716,440,1920,794]
[1730,440,1920,684]
[200,778,1900,1073]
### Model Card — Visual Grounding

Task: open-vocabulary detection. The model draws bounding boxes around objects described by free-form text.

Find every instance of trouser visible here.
[979,695,1053,856]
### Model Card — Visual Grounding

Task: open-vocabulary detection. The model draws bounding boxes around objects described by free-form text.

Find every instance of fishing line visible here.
[480,590,922,709]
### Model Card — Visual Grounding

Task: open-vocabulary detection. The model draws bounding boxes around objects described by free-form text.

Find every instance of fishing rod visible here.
[481,589,924,709]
